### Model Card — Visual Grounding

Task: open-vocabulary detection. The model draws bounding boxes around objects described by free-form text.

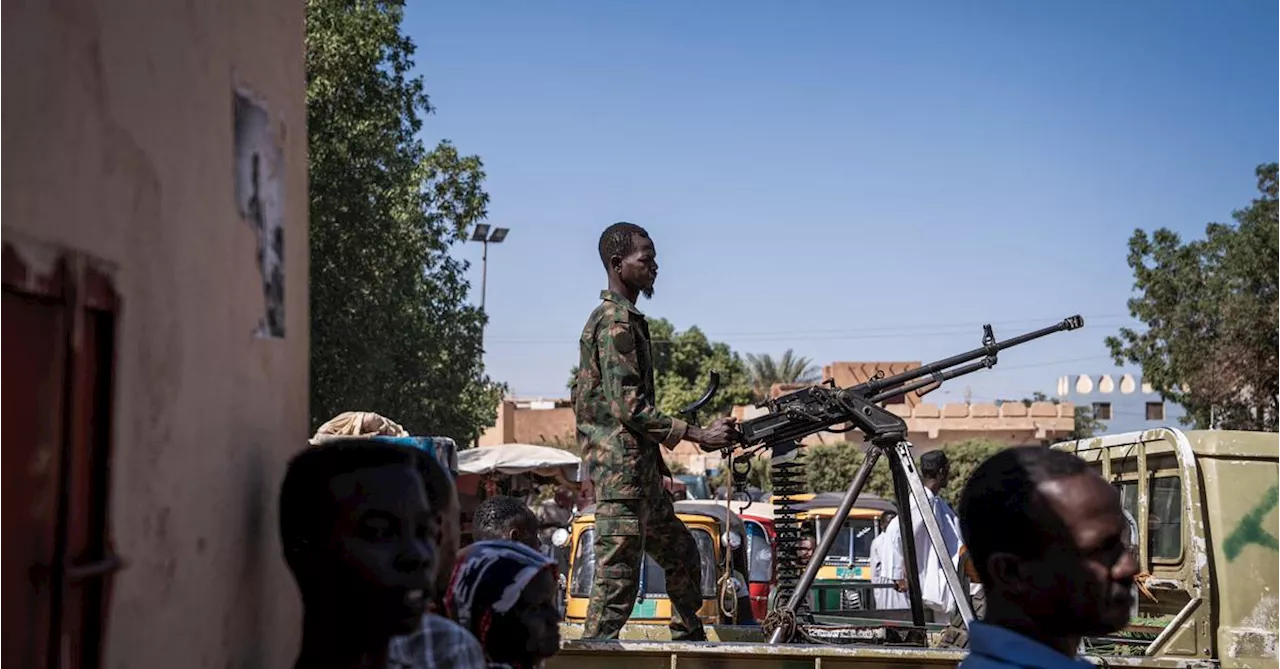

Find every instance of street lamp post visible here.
[469,224,509,312]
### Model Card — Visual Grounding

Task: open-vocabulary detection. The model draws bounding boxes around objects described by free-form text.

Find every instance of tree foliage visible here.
[745,350,821,402]
[1106,163,1278,432]
[307,0,505,444]
[568,317,754,422]
[803,438,1007,507]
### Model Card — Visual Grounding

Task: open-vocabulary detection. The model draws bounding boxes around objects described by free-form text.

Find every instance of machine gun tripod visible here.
[683,315,1084,644]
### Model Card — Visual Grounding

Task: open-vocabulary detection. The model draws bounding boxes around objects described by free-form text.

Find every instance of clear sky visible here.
[402,1,1278,406]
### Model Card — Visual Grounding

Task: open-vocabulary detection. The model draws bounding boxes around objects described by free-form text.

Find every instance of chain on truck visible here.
[550,314,1280,669]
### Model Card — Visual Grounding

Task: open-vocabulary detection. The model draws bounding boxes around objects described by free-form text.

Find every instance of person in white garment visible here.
[870,511,910,611]
[882,450,964,619]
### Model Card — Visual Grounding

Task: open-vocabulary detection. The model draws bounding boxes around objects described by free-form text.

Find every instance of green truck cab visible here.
[551,427,1278,669]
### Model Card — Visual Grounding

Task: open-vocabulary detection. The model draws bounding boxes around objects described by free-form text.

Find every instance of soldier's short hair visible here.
[958,446,1089,585]
[279,438,452,577]
[598,221,651,269]
[472,495,538,542]
[920,450,949,478]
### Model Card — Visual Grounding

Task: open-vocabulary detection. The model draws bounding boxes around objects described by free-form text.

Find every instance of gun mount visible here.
[682,314,1085,644]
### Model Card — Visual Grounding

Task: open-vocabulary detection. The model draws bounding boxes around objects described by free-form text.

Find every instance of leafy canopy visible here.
[307,0,505,444]
[1106,163,1278,432]
[803,438,1007,507]
[568,317,754,422]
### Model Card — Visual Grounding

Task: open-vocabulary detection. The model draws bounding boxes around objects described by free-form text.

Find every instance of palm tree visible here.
[746,350,821,402]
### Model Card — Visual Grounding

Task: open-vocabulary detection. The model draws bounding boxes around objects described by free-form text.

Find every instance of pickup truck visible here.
[549,428,1278,669]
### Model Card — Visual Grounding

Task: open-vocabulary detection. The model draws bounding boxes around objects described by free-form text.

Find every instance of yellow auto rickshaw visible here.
[795,492,898,612]
[560,500,753,626]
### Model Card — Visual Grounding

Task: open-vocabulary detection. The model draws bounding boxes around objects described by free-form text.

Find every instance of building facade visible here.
[1055,373,1187,435]
[4,0,308,666]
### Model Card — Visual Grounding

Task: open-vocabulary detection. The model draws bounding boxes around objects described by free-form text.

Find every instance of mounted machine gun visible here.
[681,315,1085,644]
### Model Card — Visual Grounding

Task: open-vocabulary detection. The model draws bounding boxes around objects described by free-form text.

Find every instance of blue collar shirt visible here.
[960,622,1094,669]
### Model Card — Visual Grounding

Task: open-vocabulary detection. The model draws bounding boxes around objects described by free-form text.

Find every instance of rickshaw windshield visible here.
[816,517,877,565]
[570,526,717,598]
[745,521,772,582]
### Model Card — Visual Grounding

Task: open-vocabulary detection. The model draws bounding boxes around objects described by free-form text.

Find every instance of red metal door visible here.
[2,242,120,669]
[2,291,69,668]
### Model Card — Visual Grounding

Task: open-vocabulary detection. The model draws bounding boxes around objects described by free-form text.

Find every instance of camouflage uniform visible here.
[572,290,706,641]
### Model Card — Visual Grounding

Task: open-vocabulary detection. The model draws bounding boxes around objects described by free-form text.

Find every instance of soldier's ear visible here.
[608,253,624,273]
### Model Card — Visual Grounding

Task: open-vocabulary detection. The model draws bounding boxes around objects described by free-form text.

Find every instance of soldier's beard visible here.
[641,286,654,299]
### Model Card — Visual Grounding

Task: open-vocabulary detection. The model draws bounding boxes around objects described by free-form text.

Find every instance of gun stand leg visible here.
[766,439,975,645]
[767,444,882,645]
[890,446,928,628]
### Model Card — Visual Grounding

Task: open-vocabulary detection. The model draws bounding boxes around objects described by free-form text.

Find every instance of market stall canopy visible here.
[457,443,582,483]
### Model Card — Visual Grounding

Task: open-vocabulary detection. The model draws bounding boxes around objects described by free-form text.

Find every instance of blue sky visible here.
[402,1,1277,405]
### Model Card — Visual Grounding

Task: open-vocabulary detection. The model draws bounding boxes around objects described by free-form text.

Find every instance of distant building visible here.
[1055,373,1187,434]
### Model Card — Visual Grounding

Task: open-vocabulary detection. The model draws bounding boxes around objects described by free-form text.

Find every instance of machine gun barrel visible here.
[856,315,1083,398]
[737,315,1084,447]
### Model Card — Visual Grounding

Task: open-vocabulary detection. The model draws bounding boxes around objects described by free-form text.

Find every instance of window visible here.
[746,521,773,583]
[1113,476,1183,561]
[815,518,877,565]
[1093,402,1113,420]
[1148,477,1182,559]
[570,527,718,599]
[1146,402,1165,421]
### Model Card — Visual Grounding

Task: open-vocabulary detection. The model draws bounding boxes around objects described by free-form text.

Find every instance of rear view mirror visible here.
[552,528,571,548]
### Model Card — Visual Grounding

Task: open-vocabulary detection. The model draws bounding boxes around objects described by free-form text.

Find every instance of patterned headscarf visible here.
[444,540,556,646]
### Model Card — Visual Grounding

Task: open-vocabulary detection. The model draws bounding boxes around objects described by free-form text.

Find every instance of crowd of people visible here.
[283,413,565,669]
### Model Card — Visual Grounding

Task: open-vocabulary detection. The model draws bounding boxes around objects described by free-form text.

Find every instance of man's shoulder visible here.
[582,300,634,335]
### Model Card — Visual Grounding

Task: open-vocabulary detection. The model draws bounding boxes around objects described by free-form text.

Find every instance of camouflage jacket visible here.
[572,290,688,500]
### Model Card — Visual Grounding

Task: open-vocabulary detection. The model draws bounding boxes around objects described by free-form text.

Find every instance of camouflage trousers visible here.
[582,493,706,641]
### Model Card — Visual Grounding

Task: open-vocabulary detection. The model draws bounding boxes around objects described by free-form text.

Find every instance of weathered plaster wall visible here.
[3,0,307,665]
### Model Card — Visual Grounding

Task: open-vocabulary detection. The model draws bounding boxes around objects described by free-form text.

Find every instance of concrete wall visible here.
[3,0,307,665]
[478,400,577,447]
[1056,373,1188,434]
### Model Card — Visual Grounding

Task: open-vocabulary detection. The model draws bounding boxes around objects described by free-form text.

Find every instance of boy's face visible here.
[326,464,439,636]
[511,513,541,551]
[614,234,658,299]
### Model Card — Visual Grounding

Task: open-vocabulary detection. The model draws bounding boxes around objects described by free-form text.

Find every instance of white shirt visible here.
[870,529,910,610]
[882,487,963,615]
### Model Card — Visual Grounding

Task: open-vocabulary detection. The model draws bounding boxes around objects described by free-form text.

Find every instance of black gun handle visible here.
[678,371,721,424]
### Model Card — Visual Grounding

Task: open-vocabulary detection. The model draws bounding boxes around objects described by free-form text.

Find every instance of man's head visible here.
[472,495,540,550]
[879,511,897,533]
[553,486,577,511]
[959,446,1138,638]
[598,221,658,299]
[797,534,816,564]
[279,439,448,637]
[920,450,951,490]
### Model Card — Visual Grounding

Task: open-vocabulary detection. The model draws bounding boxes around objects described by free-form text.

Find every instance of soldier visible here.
[572,221,741,641]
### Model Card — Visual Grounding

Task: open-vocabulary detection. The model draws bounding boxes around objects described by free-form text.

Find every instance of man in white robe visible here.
[883,450,964,619]
[870,511,910,610]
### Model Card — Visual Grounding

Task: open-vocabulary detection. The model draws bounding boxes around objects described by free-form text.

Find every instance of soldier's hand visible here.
[690,417,741,449]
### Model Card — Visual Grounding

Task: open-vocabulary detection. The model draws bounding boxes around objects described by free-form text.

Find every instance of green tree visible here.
[803,438,1007,507]
[745,350,821,402]
[1106,163,1279,432]
[307,0,505,444]
[567,317,754,421]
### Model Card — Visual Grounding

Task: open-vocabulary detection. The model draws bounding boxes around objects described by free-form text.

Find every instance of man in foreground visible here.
[957,446,1138,668]
[572,221,741,641]
[280,438,485,669]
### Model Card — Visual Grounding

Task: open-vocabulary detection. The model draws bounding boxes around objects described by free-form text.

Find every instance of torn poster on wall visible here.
[233,88,285,339]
